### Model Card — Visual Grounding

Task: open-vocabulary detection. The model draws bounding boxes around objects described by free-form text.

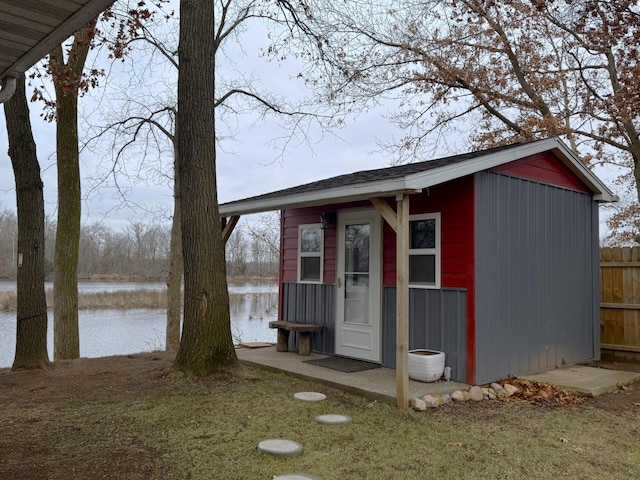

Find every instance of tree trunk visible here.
[166,147,183,352]
[174,0,237,375]
[3,75,50,370]
[50,25,93,360]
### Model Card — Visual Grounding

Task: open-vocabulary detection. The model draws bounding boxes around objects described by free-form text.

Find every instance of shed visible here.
[220,137,616,392]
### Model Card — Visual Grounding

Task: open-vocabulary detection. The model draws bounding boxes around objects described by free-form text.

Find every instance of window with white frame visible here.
[298,224,323,282]
[409,213,441,288]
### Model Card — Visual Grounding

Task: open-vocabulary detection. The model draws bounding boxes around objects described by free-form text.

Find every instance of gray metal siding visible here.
[281,282,335,354]
[382,286,467,382]
[475,171,598,384]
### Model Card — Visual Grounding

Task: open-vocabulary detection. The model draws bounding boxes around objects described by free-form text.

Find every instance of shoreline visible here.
[0,284,278,312]
[0,275,278,284]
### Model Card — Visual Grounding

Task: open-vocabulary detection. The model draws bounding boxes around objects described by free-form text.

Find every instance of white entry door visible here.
[335,209,382,363]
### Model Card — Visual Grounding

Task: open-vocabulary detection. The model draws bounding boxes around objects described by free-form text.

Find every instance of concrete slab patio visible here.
[236,345,468,405]
[521,364,640,396]
[238,345,640,401]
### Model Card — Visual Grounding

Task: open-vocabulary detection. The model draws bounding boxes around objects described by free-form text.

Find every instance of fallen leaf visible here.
[448,442,463,447]
[633,402,640,406]
[559,437,569,443]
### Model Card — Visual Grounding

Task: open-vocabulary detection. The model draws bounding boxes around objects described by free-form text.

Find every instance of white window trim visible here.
[408,212,441,289]
[298,223,324,283]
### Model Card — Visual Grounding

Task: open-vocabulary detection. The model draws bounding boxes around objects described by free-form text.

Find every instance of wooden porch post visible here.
[396,194,410,409]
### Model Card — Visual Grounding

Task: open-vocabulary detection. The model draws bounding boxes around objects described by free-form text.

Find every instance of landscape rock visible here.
[491,383,504,396]
[469,386,484,402]
[503,383,518,397]
[411,397,427,411]
[462,390,471,401]
[441,394,452,404]
[422,395,441,408]
[488,390,497,400]
[451,390,465,402]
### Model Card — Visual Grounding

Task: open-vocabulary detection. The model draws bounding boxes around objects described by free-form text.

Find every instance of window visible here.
[298,224,323,282]
[409,213,440,288]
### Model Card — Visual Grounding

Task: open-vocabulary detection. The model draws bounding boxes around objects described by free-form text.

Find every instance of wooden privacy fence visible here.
[600,246,640,362]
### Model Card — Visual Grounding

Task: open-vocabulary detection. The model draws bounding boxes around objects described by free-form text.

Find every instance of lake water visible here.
[0,281,278,368]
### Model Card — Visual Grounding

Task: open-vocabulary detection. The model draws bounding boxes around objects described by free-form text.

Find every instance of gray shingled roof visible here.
[228,143,518,203]
[219,138,616,216]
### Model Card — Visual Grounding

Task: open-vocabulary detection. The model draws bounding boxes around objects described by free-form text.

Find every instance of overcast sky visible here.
[0,9,414,231]
[0,2,621,235]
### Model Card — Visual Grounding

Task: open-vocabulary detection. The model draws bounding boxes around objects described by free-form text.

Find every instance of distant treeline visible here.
[0,207,279,280]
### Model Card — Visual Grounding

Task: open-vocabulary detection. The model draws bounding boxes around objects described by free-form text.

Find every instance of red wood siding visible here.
[380,177,476,382]
[491,152,590,192]
[281,206,339,284]
[382,176,475,290]
[280,180,477,381]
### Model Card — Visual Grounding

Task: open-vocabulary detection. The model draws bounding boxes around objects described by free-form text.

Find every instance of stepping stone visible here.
[294,391,326,402]
[258,439,303,457]
[314,414,352,425]
[274,474,322,480]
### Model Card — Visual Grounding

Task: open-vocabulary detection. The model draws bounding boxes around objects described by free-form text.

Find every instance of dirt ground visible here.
[0,353,177,479]
[0,353,639,479]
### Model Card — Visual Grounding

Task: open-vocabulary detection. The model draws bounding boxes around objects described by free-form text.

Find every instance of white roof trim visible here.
[219,138,617,217]
[220,179,420,216]
[404,137,617,202]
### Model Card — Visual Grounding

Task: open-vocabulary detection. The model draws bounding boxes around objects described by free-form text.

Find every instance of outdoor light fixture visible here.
[320,211,336,230]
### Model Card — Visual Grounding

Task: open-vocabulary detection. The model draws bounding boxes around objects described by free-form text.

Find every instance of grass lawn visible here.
[0,352,638,479]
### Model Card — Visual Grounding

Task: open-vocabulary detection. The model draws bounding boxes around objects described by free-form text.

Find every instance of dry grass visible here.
[0,353,638,480]
[0,289,264,311]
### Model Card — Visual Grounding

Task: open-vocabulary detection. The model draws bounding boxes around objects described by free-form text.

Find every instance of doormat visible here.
[303,356,380,373]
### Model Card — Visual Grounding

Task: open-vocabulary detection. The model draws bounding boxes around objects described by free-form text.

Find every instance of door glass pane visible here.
[345,274,370,324]
[343,222,370,325]
[345,224,370,273]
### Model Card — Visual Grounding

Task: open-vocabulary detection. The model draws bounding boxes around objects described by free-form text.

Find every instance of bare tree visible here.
[3,75,49,369]
[24,3,165,359]
[304,1,639,203]
[85,0,330,355]
[245,212,280,277]
[48,21,97,360]
[166,151,182,351]
[226,229,248,277]
[172,0,236,374]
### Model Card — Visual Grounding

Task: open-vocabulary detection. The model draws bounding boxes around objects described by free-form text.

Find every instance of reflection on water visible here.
[0,281,278,368]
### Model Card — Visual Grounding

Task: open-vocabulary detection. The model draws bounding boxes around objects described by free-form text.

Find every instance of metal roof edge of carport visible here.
[0,0,117,103]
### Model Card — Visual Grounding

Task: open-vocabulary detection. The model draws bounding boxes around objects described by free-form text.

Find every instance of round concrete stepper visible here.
[314,414,352,425]
[293,391,326,402]
[274,474,323,480]
[258,439,303,457]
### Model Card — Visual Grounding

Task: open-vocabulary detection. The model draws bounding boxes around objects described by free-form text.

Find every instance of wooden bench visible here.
[268,321,323,356]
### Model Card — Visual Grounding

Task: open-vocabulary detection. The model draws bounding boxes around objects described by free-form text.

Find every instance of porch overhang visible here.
[219,185,423,217]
